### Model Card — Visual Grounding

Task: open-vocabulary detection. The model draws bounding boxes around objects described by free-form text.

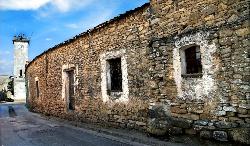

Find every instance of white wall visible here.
[13,41,29,101]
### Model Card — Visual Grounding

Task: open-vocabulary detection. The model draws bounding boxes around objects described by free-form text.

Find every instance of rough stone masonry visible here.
[25,0,250,144]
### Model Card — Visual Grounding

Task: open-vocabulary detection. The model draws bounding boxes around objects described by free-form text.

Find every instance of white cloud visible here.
[83,10,113,29]
[65,8,113,31]
[51,0,94,12]
[65,23,79,29]
[45,38,52,41]
[0,0,50,10]
[0,59,12,75]
[0,60,11,65]
[0,0,94,12]
[0,50,11,55]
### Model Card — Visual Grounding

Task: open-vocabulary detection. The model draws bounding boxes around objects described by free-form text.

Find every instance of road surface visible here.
[0,103,147,146]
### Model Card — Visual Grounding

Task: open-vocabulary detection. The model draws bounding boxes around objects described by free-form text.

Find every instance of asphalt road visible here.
[0,103,146,146]
[0,103,235,146]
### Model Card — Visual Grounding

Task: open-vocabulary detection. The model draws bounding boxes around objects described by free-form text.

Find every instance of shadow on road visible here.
[8,106,17,117]
[0,126,2,146]
[0,104,1,145]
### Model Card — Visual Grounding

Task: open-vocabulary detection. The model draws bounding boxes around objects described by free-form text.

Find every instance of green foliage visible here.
[0,89,7,101]
[0,79,14,102]
[7,78,14,95]
[0,89,14,102]
[5,97,14,102]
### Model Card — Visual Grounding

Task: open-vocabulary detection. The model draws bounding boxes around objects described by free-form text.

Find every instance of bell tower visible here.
[13,34,29,101]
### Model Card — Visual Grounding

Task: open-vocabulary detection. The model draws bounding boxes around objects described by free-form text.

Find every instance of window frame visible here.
[100,49,129,102]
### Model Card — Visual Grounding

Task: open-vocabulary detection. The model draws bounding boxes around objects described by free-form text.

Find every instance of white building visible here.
[13,34,29,101]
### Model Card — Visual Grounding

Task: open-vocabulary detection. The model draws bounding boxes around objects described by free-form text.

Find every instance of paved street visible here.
[0,103,236,146]
[0,103,149,146]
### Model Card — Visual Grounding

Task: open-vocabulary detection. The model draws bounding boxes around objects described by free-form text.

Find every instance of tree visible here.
[7,77,14,95]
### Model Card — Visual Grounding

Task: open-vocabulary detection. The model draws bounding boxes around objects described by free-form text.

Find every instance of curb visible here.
[42,116,177,146]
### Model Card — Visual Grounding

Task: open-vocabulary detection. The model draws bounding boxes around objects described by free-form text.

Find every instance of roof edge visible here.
[25,2,150,72]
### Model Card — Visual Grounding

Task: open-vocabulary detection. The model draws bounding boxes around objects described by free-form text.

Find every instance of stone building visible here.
[13,34,29,101]
[25,0,250,144]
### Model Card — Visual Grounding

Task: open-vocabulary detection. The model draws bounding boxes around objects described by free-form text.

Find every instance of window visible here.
[185,46,202,74]
[36,80,39,98]
[180,45,202,78]
[108,58,122,92]
[20,70,22,77]
[100,49,129,102]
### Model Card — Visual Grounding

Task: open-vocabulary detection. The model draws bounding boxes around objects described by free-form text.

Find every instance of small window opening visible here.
[36,80,39,98]
[20,70,22,77]
[185,46,202,74]
[108,58,122,92]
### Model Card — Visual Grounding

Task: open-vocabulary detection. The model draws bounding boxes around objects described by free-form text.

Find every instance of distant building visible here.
[13,34,29,101]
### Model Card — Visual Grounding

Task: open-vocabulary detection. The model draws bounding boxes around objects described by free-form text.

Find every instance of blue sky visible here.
[0,0,149,75]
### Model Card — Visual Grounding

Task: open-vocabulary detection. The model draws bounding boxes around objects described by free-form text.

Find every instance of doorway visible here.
[66,70,75,110]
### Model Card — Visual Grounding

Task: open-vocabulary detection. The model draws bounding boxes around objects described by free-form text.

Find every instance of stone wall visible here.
[26,0,250,144]
[26,3,151,129]
[146,0,249,143]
